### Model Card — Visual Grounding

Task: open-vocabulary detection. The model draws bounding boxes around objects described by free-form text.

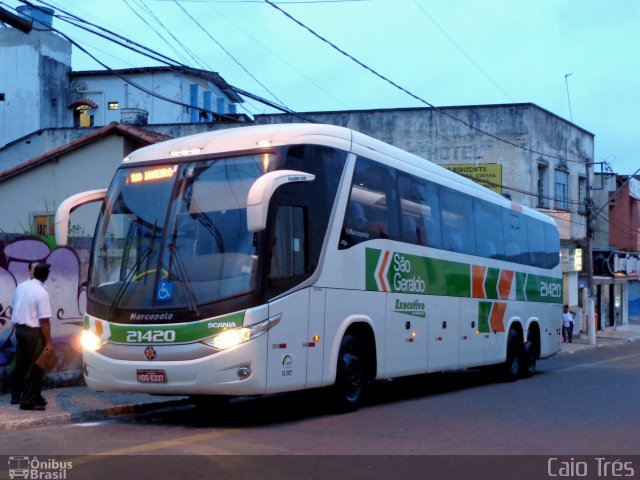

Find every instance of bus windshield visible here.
[88,154,276,321]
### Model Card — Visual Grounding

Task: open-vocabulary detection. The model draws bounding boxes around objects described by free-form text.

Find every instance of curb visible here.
[560,335,640,354]
[0,398,191,432]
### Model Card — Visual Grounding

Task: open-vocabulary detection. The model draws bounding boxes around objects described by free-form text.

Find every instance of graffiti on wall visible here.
[0,237,87,386]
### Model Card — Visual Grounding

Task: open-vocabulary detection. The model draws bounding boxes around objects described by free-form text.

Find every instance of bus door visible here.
[385,293,429,376]
[427,297,460,372]
[264,205,314,393]
[458,298,486,367]
[266,289,312,393]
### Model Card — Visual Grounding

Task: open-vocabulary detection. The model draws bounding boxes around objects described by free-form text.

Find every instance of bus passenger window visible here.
[339,157,396,248]
[398,175,441,248]
[474,199,504,260]
[503,211,528,264]
[440,188,475,255]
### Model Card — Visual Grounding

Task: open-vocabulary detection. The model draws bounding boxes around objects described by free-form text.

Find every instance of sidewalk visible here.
[2,326,640,432]
[560,324,640,353]
[0,387,189,432]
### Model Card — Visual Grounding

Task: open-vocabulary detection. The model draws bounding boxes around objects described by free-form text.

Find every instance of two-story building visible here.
[593,173,640,325]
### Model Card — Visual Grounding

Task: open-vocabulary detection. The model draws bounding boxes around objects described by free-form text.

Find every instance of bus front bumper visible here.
[82,335,268,396]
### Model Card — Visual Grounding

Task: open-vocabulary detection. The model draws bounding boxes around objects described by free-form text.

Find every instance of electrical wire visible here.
[203,1,349,108]
[412,0,513,102]
[19,0,316,121]
[172,0,290,108]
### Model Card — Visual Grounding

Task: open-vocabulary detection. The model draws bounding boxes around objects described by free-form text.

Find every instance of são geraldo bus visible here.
[55,123,562,411]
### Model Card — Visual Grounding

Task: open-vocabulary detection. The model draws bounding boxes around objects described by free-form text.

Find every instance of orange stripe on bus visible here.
[489,302,507,333]
[498,270,514,300]
[378,250,390,292]
[95,320,103,337]
[472,265,487,298]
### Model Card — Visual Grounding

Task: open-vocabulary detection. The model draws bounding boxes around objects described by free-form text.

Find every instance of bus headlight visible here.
[80,330,106,352]
[203,315,280,351]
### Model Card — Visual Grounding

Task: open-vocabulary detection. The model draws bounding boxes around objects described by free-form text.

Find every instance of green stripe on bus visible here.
[516,272,527,301]
[365,247,561,303]
[484,268,500,300]
[478,302,492,333]
[105,310,245,344]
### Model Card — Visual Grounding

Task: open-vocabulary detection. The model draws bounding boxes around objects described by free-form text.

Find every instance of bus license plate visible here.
[136,370,167,384]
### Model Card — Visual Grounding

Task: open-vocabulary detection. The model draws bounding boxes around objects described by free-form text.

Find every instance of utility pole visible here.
[564,74,574,123]
[584,163,596,345]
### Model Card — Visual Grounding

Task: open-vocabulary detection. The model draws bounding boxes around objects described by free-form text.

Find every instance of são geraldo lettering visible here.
[392,253,426,293]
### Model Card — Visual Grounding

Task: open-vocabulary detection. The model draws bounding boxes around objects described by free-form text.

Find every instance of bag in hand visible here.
[36,347,58,373]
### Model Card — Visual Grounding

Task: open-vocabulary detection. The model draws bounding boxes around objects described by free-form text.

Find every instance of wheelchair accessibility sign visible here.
[156,281,174,302]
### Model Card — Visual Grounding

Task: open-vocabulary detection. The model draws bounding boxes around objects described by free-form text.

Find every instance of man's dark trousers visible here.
[14,324,45,407]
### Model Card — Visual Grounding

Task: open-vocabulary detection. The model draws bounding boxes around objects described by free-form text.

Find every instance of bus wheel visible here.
[502,328,522,382]
[520,338,537,378]
[332,334,368,412]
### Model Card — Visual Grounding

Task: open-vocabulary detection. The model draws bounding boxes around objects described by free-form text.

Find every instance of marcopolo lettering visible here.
[130,312,174,321]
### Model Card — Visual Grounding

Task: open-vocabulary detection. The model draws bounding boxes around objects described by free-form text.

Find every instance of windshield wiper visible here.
[108,246,152,320]
[108,220,158,320]
[166,243,200,318]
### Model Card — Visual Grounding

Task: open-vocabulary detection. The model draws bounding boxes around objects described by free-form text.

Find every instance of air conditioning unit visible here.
[71,82,88,92]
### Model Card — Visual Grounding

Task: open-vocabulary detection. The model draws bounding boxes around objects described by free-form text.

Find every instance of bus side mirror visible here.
[55,189,108,246]
[246,170,315,232]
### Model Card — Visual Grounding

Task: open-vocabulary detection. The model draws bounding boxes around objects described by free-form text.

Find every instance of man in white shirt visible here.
[10,263,53,411]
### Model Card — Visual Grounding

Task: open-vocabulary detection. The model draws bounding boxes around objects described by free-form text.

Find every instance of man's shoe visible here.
[20,403,46,411]
[10,396,21,405]
[37,396,48,406]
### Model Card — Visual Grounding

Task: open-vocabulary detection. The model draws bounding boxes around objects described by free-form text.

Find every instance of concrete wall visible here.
[593,173,617,249]
[70,71,237,126]
[610,180,640,252]
[0,236,86,389]
[0,135,126,234]
[0,28,71,147]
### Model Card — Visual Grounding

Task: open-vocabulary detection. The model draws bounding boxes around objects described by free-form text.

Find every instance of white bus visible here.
[56,123,562,411]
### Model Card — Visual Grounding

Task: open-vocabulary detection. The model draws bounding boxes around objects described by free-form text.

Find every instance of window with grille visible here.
[554,170,569,211]
[32,214,54,235]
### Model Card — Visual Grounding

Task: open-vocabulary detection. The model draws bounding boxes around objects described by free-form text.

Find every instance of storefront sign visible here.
[561,248,583,273]
[608,251,639,277]
[444,164,502,194]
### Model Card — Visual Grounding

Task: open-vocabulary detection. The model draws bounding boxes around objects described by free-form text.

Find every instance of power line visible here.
[19,0,315,121]
[412,0,513,102]
[203,1,349,109]
[171,0,290,108]
[264,0,588,166]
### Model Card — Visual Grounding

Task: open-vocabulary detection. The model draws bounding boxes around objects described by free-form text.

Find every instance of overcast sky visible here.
[5,0,639,174]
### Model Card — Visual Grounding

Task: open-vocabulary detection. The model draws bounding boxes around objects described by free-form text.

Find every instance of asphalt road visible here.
[2,342,640,479]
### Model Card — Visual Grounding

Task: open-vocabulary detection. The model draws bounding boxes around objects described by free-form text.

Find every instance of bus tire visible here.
[502,328,522,382]
[331,334,368,412]
[520,337,537,379]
